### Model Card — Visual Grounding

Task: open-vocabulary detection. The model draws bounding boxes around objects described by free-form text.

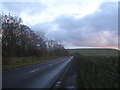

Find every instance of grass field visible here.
[2,56,63,71]
[69,48,119,88]
[68,48,119,56]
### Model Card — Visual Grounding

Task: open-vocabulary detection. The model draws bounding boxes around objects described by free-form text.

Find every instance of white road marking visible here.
[56,81,62,84]
[55,81,62,87]
[30,69,39,73]
[16,68,20,70]
[49,64,52,66]
[66,86,74,88]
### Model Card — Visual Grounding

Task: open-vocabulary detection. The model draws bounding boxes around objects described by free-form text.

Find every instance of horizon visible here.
[65,46,119,50]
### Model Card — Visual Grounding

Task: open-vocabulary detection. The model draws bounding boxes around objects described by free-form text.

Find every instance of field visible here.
[68,48,119,88]
[68,48,119,56]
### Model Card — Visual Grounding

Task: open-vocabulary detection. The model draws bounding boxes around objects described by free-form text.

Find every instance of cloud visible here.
[2,0,103,25]
[2,1,118,48]
[44,2,118,48]
[2,2,48,25]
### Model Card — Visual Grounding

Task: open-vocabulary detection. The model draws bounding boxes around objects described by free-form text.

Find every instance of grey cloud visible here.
[53,15,82,30]
[31,23,50,33]
[84,2,118,32]
[3,2,117,48]
[54,2,117,32]
[48,2,118,47]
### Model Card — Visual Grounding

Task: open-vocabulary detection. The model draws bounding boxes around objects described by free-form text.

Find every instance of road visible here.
[2,56,74,88]
[52,56,77,89]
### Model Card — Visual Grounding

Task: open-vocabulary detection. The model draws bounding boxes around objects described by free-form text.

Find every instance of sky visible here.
[1,0,119,49]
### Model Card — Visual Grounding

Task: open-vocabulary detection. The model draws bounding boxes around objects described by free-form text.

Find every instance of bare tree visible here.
[2,13,69,59]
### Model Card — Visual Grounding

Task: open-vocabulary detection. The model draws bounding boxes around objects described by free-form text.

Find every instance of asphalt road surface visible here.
[52,56,77,89]
[2,56,74,88]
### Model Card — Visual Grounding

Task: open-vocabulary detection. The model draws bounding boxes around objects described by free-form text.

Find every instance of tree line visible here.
[1,14,69,57]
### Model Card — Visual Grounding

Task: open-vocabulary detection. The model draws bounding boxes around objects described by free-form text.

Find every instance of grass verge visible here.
[76,55,119,88]
[2,56,63,71]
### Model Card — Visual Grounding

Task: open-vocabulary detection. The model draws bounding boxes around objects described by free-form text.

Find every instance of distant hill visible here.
[67,48,119,56]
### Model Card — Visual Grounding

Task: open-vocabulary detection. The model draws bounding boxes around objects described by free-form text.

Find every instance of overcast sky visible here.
[1,0,118,49]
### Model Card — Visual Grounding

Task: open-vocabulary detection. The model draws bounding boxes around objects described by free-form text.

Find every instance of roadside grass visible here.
[2,56,63,71]
[70,49,119,88]
[76,55,119,88]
